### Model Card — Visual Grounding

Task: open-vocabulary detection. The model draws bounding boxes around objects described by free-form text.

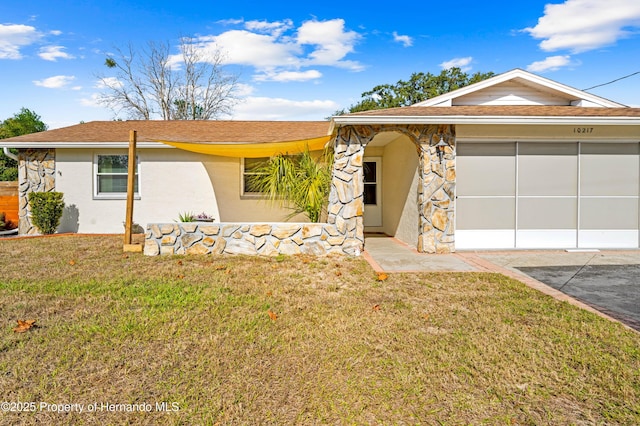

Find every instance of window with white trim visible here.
[241,157,269,195]
[94,154,139,199]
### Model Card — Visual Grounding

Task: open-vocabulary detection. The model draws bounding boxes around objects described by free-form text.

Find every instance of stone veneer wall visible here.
[325,124,456,254]
[18,149,56,235]
[144,222,358,256]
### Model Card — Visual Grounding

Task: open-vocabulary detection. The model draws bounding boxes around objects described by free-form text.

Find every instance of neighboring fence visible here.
[0,181,19,228]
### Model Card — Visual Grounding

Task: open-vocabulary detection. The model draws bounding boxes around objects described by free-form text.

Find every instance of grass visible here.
[0,235,638,425]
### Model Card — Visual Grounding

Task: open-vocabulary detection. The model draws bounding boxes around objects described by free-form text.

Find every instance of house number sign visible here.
[573,127,595,134]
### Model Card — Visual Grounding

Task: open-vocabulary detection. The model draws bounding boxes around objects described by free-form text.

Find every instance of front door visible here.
[363,157,382,227]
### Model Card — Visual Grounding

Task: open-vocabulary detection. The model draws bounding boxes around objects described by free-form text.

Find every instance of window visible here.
[363,161,377,205]
[242,157,269,195]
[95,154,139,198]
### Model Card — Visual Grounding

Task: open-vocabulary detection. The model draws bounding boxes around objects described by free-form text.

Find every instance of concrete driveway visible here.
[477,251,640,331]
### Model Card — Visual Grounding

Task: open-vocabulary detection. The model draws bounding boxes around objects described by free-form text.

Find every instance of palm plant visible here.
[249,147,333,222]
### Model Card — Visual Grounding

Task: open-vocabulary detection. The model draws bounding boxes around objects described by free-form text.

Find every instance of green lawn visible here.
[0,235,638,425]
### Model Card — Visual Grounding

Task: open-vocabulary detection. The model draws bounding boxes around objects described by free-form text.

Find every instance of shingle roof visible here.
[346,105,640,117]
[0,120,332,144]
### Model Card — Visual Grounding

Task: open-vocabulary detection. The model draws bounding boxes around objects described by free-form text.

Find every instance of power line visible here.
[583,71,640,91]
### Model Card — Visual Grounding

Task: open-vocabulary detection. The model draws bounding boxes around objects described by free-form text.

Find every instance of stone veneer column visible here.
[416,125,456,253]
[326,126,376,255]
[18,149,56,235]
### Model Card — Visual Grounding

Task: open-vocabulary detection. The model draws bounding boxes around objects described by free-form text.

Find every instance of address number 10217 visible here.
[574,127,594,134]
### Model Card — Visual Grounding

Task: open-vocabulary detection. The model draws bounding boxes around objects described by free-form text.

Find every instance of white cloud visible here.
[79,93,102,107]
[229,96,339,120]
[254,69,322,82]
[94,77,123,89]
[524,0,640,53]
[526,55,574,72]
[186,18,363,82]
[198,30,301,68]
[234,83,255,97]
[245,19,293,37]
[392,32,413,47]
[217,18,245,26]
[0,24,42,59]
[49,30,62,36]
[39,45,74,61]
[296,19,361,69]
[33,75,76,89]
[440,57,473,71]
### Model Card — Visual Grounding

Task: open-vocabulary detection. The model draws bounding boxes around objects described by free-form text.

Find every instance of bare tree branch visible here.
[97,38,239,120]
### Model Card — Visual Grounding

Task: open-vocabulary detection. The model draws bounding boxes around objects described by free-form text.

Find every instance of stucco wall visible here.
[56,148,301,234]
[203,157,306,223]
[381,136,419,246]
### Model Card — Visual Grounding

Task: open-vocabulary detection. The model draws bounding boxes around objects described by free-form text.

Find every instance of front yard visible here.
[0,235,638,424]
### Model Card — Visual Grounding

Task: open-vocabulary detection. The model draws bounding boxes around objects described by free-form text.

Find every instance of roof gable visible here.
[413,69,626,108]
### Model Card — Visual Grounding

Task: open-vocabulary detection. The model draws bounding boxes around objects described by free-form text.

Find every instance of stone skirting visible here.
[144,222,362,256]
[18,149,56,235]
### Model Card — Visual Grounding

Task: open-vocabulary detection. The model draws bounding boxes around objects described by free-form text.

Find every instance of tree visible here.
[0,108,48,181]
[248,148,333,223]
[98,37,239,120]
[342,67,495,113]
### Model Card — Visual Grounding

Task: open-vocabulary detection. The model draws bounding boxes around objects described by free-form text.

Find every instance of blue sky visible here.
[1,0,639,129]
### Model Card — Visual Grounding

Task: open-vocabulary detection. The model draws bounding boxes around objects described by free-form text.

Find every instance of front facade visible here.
[2,69,640,254]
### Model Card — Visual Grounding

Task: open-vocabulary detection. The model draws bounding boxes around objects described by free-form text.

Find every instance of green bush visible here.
[0,212,5,231]
[28,192,65,234]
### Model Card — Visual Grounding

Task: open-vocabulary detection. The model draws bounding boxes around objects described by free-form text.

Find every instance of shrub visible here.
[0,212,5,231]
[28,192,65,234]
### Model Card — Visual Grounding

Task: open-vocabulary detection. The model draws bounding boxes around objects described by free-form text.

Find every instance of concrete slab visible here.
[363,236,477,272]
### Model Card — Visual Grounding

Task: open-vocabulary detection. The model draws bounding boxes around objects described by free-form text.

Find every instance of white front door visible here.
[363,157,382,227]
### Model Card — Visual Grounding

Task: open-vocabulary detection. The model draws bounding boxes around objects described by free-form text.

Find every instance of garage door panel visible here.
[456,198,515,229]
[581,143,639,196]
[518,143,578,196]
[518,197,577,229]
[580,198,638,230]
[456,230,515,249]
[457,143,515,196]
[517,230,577,248]
[579,230,639,248]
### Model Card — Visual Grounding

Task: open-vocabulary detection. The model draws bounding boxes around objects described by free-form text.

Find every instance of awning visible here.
[155,135,332,158]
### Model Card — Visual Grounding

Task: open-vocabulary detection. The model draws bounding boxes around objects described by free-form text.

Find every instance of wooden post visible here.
[124,130,136,246]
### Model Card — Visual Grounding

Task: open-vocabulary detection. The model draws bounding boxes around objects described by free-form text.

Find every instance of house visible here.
[2,69,640,255]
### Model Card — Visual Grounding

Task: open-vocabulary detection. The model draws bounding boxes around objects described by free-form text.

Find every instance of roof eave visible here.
[0,142,173,149]
[332,115,640,126]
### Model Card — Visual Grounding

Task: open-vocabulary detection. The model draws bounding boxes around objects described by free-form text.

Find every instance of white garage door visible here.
[456,142,640,249]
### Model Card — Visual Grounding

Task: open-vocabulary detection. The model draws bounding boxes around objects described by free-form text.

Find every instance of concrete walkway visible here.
[363,236,476,272]
[363,236,640,332]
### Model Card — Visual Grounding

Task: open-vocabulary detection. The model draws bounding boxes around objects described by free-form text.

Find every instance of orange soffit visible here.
[155,135,332,158]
